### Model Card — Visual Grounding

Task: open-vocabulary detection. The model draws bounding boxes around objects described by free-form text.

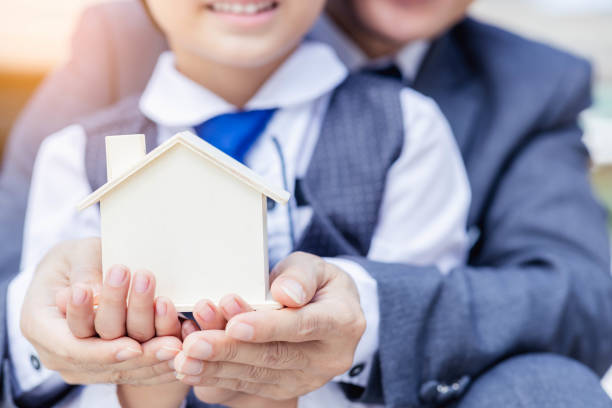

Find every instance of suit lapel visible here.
[413,24,484,158]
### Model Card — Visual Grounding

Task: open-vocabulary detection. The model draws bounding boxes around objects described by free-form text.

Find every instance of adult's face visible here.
[327,0,474,56]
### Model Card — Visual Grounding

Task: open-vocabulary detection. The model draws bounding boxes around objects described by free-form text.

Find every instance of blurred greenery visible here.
[589,82,612,229]
[594,83,612,116]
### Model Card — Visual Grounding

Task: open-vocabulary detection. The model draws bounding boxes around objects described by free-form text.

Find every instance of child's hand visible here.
[60,265,182,341]
[58,264,192,406]
[56,264,183,385]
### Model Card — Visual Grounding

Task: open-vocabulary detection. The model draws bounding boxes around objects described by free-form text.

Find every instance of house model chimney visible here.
[105,134,146,181]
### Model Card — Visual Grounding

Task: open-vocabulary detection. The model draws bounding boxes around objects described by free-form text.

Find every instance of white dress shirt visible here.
[8,40,470,407]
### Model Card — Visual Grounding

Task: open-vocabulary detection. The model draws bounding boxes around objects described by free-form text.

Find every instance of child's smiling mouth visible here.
[206,1,279,15]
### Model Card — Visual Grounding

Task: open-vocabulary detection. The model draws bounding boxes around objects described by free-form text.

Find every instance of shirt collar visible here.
[309,14,430,81]
[140,41,348,128]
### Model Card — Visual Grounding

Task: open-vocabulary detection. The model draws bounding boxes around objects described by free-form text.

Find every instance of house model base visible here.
[78,132,290,312]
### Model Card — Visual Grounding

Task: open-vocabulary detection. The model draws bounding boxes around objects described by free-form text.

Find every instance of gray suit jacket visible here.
[1,1,611,407]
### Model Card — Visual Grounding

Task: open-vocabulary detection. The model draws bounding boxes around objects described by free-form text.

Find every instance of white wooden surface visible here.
[105,134,146,181]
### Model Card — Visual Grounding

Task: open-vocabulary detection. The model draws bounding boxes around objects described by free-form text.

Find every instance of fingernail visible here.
[222,298,242,316]
[280,279,306,305]
[196,302,215,323]
[156,346,180,361]
[72,286,88,305]
[183,375,201,385]
[178,358,203,375]
[108,266,127,288]
[156,299,167,316]
[133,273,150,293]
[226,321,254,341]
[187,340,213,359]
[116,347,141,362]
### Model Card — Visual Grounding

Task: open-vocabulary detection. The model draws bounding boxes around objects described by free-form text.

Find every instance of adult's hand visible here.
[20,238,181,385]
[175,252,366,403]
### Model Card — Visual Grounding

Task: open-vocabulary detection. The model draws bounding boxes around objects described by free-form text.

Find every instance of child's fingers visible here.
[155,297,181,338]
[142,335,182,366]
[95,265,131,340]
[66,285,95,338]
[182,319,199,341]
[126,270,156,342]
[218,294,253,321]
[194,299,227,330]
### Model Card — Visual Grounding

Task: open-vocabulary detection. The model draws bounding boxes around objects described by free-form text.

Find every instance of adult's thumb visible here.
[269,252,329,308]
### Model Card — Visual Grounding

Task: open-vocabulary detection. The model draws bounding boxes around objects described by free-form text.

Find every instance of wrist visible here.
[117,383,190,408]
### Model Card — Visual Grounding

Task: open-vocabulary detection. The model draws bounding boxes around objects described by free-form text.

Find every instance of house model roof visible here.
[77,131,290,211]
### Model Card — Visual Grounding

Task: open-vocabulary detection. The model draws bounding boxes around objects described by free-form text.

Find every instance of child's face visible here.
[146,0,326,68]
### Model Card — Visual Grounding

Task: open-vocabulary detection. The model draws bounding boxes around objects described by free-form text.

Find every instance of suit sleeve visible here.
[0,6,115,279]
[354,60,612,407]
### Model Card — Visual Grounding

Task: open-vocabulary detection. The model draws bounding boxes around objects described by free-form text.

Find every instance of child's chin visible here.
[205,38,293,68]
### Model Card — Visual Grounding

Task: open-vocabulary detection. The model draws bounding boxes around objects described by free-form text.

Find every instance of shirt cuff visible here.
[7,266,56,394]
[324,257,379,387]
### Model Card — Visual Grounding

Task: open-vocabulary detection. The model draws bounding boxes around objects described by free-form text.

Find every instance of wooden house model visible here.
[78,131,290,311]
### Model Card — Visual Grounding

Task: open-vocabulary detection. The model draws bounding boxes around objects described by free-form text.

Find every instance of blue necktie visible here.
[194,109,277,163]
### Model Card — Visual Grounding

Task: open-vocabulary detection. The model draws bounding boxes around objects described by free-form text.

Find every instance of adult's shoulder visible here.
[452,18,592,124]
[455,17,591,79]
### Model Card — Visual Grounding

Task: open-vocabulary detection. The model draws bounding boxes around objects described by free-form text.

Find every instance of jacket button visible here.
[349,363,365,377]
[30,354,41,370]
[436,384,450,394]
[419,376,471,405]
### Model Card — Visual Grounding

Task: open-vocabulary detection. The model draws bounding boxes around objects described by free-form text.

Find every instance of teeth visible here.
[209,1,275,14]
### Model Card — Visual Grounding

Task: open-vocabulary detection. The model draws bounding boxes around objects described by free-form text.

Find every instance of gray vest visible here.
[82,73,405,258]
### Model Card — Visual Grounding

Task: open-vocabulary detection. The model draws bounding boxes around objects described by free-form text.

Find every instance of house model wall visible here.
[78,132,290,311]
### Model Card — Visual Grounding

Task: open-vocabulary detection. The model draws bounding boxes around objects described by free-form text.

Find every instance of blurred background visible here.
[0,0,611,394]
[0,0,611,163]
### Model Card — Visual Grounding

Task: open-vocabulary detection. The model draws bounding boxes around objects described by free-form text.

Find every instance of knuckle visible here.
[314,256,328,277]
[200,361,220,377]
[201,377,221,386]
[332,302,365,337]
[109,369,131,384]
[245,365,271,382]
[263,342,308,369]
[298,312,332,338]
[262,342,289,366]
[127,328,154,343]
[234,379,259,394]
[221,339,239,361]
[152,361,172,376]
[95,322,124,340]
[354,312,367,337]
